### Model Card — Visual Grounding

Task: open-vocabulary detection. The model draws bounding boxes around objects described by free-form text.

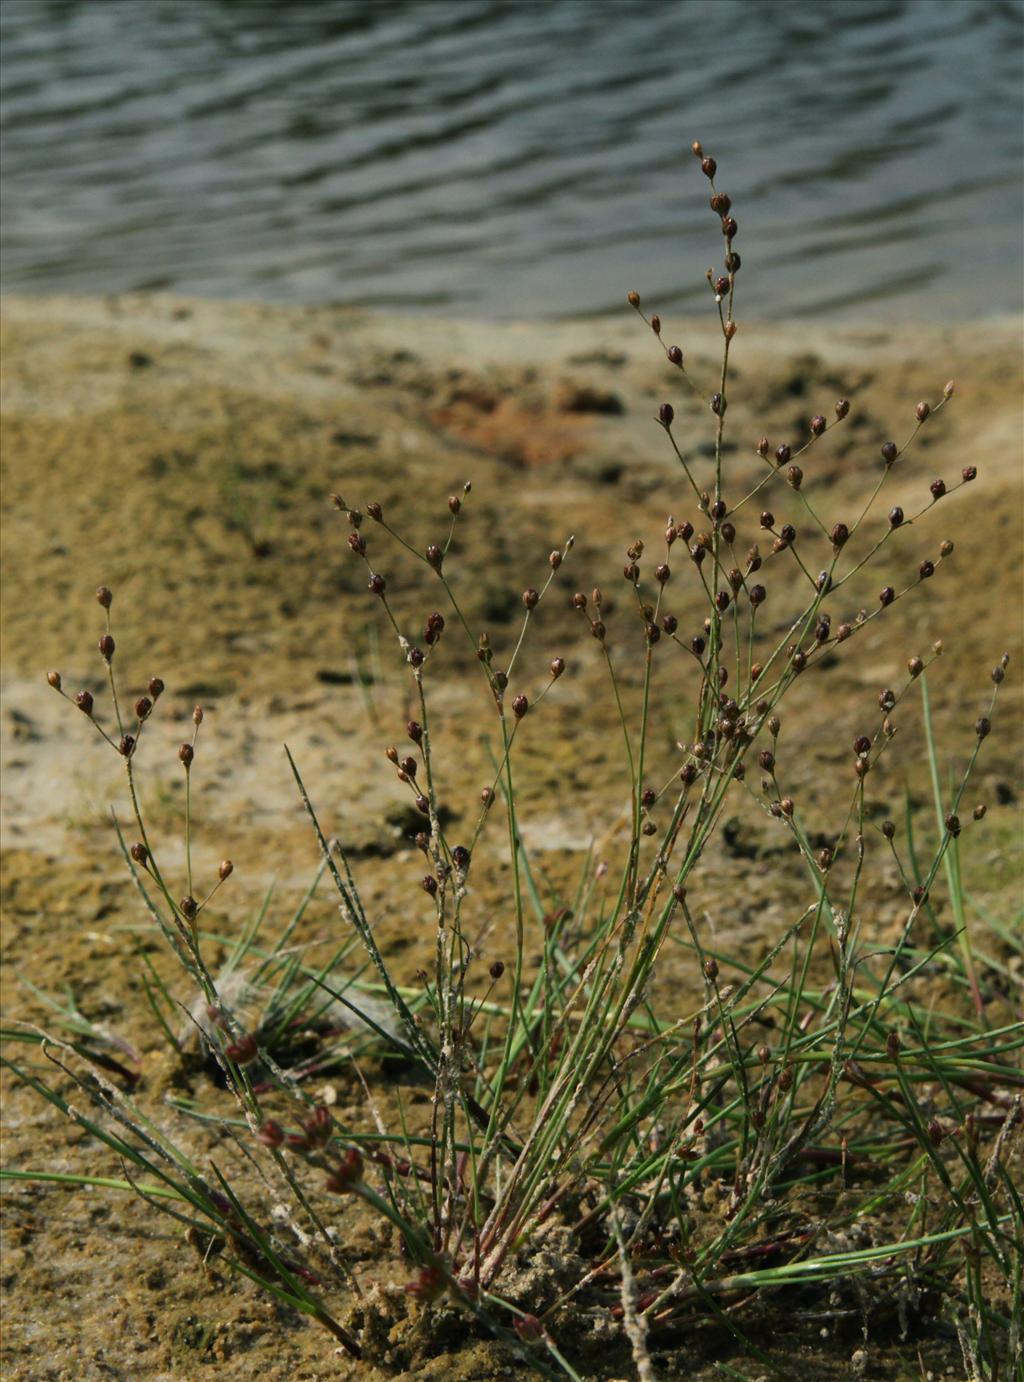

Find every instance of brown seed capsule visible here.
[927,1119,944,1147]
[661,614,678,635]
[976,716,991,739]
[47,671,62,690]
[879,688,896,711]
[408,647,425,667]
[590,619,606,641]
[689,543,706,566]
[882,820,896,839]
[512,694,529,719]
[667,344,683,366]
[945,813,961,837]
[962,465,977,482]
[130,842,149,867]
[703,956,718,980]
[759,749,775,773]
[365,501,383,521]
[657,402,674,427]
[179,743,194,767]
[425,543,443,571]
[148,677,165,699]
[919,559,935,578]
[940,538,955,556]
[192,705,203,726]
[973,803,987,820]
[836,623,852,642]
[713,275,730,296]
[833,399,851,421]
[368,572,386,595]
[721,521,736,544]
[523,587,539,609]
[448,494,461,514]
[881,441,898,465]
[627,289,640,308]
[709,192,729,213]
[787,465,803,489]
[347,531,366,555]
[385,745,399,764]
[133,695,152,720]
[757,436,770,457]
[915,401,930,422]
[98,634,115,662]
[817,846,833,871]
[780,524,796,544]
[655,563,671,584]
[889,506,904,528]
[780,797,794,817]
[691,634,706,656]
[715,590,730,611]
[95,585,113,609]
[810,414,827,436]
[118,734,135,757]
[180,895,198,921]
[651,313,661,335]
[721,216,738,239]
[549,656,566,680]
[258,1119,285,1149]
[907,656,924,677]
[886,1031,901,1058]
[831,522,849,549]
[415,793,429,814]
[774,444,791,467]
[711,392,725,416]
[421,875,438,896]
[725,251,741,272]
[701,156,717,178]
[400,756,418,778]
[913,885,929,906]
[710,498,727,520]
[879,586,895,607]
[676,520,694,542]
[760,510,774,529]
[724,319,737,339]
[218,859,234,881]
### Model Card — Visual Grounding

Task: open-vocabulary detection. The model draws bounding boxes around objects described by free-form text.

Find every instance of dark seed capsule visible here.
[452,844,470,869]
[879,586,895,607]
[590,619,606,641]
[422,875,438,896]
[976,716,991,739]
[691,634,706,655]
[907,656,924,677]
[831,522,849,548]
[148,677,165,699]
[415,793,430,814]
[930,478,946,500]
[715,590,730,611]
[882,820,896,840]
[667,345,683,366]
[661,613,678,634]
[512,694,529,719]
[721,521,736,544]
[219,859,233,881]
[915,401,930,422]
[810,414,827,437]
[854,735,871,756]
[655,563,671,584]
[74,689,95,715]
[714,275,730,296]
[650,313,661,335]
[774,444,791,467]
[489,960,505,980]
[347,532,366,555]
[886,1031,901,1058]
[701,156,717,178]
[98,634,115,662]
[95,585,113,609]
[722,216,738,238]
[448,494,461,514]
[973,803,987,820]
[944,813,961,837]
[710,192,730,213]
[780,524,796,543]
[991,665,1005,684]
[368,573,386,594]
[879,688,896,711]
[425,543,443,571]
[757,436,770,457]
[881,441,898,465]
[690,543,705,565]
[749,583,767,607]
[130,842,149,866]
[523,588,539,609]
[550,656,566,678]
[134,695,152,720]
[711,392,725,416]
[659,403,674,427]
[759,749,775,772]
[710,498,727,520]
[627,290,640,307]
[366,502,382,521]
[179,895,198,921]
[179,743,194,767]
[400,756,417,778]
[835,399,850,420]
[703,956,718,980]
[118,735,135,757]
[787,465,803,490]
[919,559,935,578]
[549,549,561,569]
[760,510,774,529]
[408,647,425,667]
[962,465,977,482]
[676,520,693,542]
[725,251,741,272]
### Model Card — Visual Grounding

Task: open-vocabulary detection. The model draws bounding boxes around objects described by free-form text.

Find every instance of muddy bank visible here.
[1,295,1022,1380]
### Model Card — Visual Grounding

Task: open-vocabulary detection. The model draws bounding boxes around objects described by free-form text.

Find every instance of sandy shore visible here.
[1,294,1022,1380]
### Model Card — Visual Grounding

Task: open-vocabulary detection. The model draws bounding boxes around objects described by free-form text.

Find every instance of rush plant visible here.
[5,144,1021,1381]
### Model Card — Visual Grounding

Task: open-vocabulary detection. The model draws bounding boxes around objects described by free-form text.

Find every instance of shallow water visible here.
[1,0,1022,323]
